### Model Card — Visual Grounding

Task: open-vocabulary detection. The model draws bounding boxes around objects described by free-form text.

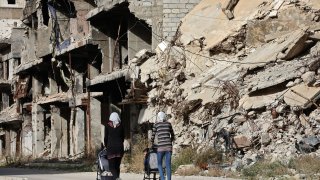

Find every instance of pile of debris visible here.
[131,0,320,169]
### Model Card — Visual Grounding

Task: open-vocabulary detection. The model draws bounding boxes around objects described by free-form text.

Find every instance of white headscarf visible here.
[109,112,121,128]
[157,111,166,123]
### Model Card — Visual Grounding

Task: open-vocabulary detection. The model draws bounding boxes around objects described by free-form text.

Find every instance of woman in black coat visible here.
[104,112,124,179]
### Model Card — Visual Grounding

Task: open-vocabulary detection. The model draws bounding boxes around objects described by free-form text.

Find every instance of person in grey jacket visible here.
[151,112,175,180]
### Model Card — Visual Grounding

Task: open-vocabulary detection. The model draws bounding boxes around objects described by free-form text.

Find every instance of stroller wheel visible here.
[96,164,101,180]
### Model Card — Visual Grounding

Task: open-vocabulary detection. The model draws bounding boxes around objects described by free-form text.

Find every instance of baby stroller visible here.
[96,148,113,180]
[143,148,165,180]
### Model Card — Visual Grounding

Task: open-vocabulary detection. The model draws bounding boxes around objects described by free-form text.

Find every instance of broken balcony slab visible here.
[240,29,308,71]
[86,69,129,87]
[36,92,70,105]
[0,104,22,124]
[75,92,103,106]
[54,38,93,56]
[22,0,40,21]
[1,52,13,61]
[244,59,308,93]
[0,79,13,88]
[239,91,285,110]
[180,0,267,49]
[86,0,127,20]
[14,59,43,74]
[284,84,320,108]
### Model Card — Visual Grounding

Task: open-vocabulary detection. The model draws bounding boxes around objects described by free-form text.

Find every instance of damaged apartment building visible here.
[0,0,201,160]
[0,0,25,160]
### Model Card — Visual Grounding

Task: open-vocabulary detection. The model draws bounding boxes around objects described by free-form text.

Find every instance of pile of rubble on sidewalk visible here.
[129,0,320,170]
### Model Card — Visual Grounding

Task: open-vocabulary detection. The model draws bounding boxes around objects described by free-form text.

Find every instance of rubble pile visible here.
[132,0,320,168]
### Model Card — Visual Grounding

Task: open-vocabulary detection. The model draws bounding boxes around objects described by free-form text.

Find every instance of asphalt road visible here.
[0,168,238,180]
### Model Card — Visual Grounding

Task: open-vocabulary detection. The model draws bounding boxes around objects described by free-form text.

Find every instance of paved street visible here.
[0,168,237,180]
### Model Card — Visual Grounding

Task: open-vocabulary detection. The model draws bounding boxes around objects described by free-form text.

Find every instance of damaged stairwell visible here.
[129,0,320,174]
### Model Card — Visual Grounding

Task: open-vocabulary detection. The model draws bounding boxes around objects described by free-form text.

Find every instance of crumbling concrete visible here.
[127,0,320,173]
[1,1,320,177]
[284,84,320,108]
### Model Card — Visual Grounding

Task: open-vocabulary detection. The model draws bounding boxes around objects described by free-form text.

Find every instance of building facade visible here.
[0,0,200,160]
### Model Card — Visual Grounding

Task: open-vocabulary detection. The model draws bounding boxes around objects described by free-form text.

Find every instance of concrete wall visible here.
[0,19,22,40]
[21,29,38,65]
[128,0,162,50]
[162,0,201,38]
[0,0,25,8]
[11,28,24,58]
[22,114,33,157]
[9,130,17,157]
[0,7,23,19]
[90,97,102,154]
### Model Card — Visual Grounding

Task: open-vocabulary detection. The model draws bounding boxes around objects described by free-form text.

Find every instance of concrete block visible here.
[177,3,186,8]
[189,0,201,3]
[172,9,180,13]
[163,9,171,13]
[169,4,179,8]
[163,4,170,8]
[169,14,178,18]
[163,27,172,32]
[168,22,177,27]
[172,27,179,31]
[186,4,195,9]
[284,84,320,108]
[163,0,178,3]
[180,8,189,13]
[177,13,186,18]
[180,0,189,3]
[143,1,152,6]
[163,18,172,23]
[233,135,251,148]
[172,17,181,22]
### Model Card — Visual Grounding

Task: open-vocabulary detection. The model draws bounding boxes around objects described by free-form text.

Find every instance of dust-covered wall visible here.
[162,0,201,38]
[0,0,25,8]
[95,0,201,43]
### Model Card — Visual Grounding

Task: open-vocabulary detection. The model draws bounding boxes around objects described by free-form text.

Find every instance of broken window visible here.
[9,94,13,107]
[7,0,15,5]
[41,0,49,26]
[2,93,9,110]
[14,76,30,99]
[0,63,3,79]
[0,135,5,156]
[4,61,8,80]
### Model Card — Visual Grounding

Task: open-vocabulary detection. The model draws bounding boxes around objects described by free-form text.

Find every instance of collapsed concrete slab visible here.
[180,0,268,49]
[195,60,243,88]
[239,91,285,110]
[241,29,308,70]
[284,84,320,108]
[247,3,315,47]
[245,59,308,93]
[187,87,224,106]
[86,69,129,87]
